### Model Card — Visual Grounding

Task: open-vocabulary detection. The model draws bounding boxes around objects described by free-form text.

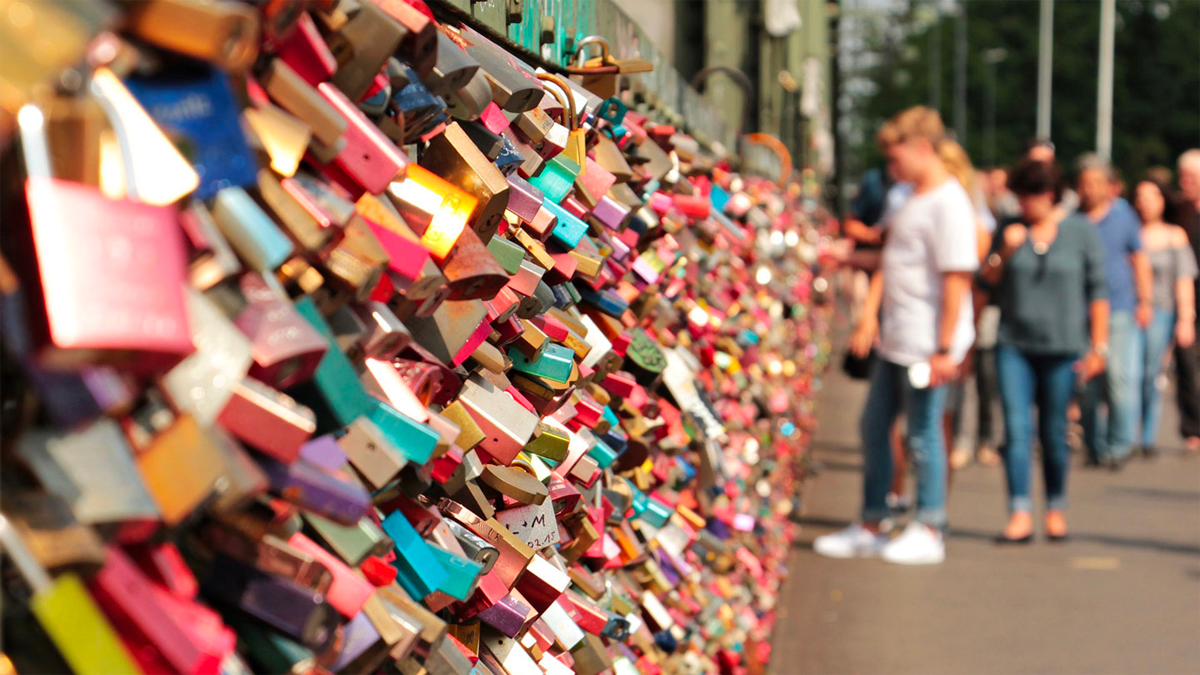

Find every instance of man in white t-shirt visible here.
[816,107,978,565]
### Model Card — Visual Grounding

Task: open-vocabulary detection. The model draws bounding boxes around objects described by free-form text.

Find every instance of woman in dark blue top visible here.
[980,159,1110,543]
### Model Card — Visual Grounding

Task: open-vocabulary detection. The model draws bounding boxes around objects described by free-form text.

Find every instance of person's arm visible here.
[980,222,1026,286]
[1175,229,1198,348]
[844,218,883,245]
[1176,276,1195,347]
[1077,299,1111,382]
[1132,250,1154,328]
[929,271,973,386]
[849,269,885,357]
[1127,220,1153,327]
[976,223,993,263]
[1078,223,1112,381]
[844,248,884,272]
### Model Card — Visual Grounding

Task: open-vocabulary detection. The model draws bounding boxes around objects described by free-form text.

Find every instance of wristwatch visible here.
[986,252,1003,268]
[1092,342,1109,358]
[935,345,951,356]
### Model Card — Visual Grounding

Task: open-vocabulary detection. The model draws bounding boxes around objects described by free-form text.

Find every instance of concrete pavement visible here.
[771,353,1200,675]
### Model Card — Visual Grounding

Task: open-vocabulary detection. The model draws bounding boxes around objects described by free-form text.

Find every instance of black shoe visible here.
[1083,457,1103,468]
[1046,532,1070,543]
[1140,446,1159,460]
[994,533,1033,545]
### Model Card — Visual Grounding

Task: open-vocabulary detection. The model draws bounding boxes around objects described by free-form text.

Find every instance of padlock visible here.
[136,414,223,525]
[212,186,296,273]
[316,82,409,195]
[207,429,271,513]
[270,10,337,85]
[420,122,510,242]
[403,298,488,367]
[459,27,544,113]
[325,1,406,101]
[354,301,412,359]
[359,593,421,665]
[17,420,160,528]
[438,499,534,588]
[495,498,560,551]
[375,585,448,659]
[180,202,244,290]
[455,376,538,466]
[441,519,499,574]
[217,376,316,463]
[0,490,106,575]
[16,120,193,369]
[287,532,374,618]
[335,417,407,489]
[259,59,347,148]
[88,545,225,675]
[257,452,371,525]
[438,227,511,301]
[159,287,253,426]
[486,236,526,275]
[428,30,481,97]
[385,164,476,260]
[0,516,143,675]
[389,69,447,143]
[368,0,438,77]
[201,554,339,652]
[125,67,258,200]
[528,154,579,204]
[256,170,341,256]
[321,215,389,301]
[124,0,259,71]
[446,69,494,121]
[235,273,329,388]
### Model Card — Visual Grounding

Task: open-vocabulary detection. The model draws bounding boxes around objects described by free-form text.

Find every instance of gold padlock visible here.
[124,0,260,71]
[569,36,653,99]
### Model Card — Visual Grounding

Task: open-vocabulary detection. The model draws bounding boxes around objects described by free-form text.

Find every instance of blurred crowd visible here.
[819,106,1199,564]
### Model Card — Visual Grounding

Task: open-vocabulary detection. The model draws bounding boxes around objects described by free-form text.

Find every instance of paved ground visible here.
[771,347,1200,675]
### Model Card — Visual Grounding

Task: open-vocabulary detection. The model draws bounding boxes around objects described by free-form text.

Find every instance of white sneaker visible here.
[813,523,890,559]
[881,522,945,565]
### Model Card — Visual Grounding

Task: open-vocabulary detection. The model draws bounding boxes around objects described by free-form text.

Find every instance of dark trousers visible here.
[1176,340,1200,439]
[976,347,999,445]
[946,348,1001,448]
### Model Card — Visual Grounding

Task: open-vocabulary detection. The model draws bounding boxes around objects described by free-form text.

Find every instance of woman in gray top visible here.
[981,160,1110,543]
[1133,177,1197,457]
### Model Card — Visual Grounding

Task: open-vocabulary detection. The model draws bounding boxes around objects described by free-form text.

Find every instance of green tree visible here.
[848,0,1200,187]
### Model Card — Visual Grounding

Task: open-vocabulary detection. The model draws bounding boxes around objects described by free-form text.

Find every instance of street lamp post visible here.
[1096,0,1115,158]
[1036,0,1054,139]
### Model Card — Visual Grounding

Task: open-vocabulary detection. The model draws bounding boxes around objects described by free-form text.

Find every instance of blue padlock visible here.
[381,511,449,600]
[125,68,257,200]
[542,200,588,250]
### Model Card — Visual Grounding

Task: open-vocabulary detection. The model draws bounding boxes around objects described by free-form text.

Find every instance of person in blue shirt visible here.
[1075,154,1155,470]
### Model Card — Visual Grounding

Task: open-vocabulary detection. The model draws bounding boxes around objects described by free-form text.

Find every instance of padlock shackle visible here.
[536,72,578,130]
[573,35,611,66]
[16,105,54,180]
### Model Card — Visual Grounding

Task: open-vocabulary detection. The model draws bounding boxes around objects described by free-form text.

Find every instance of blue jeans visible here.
[860,358,948,527]
[1082,311,1143,461]
[996,345,1078,513]
[1140,309,1176,447]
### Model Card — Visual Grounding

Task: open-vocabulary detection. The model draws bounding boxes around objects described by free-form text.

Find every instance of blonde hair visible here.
[937,139,978,194]
[877,106,945,148]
